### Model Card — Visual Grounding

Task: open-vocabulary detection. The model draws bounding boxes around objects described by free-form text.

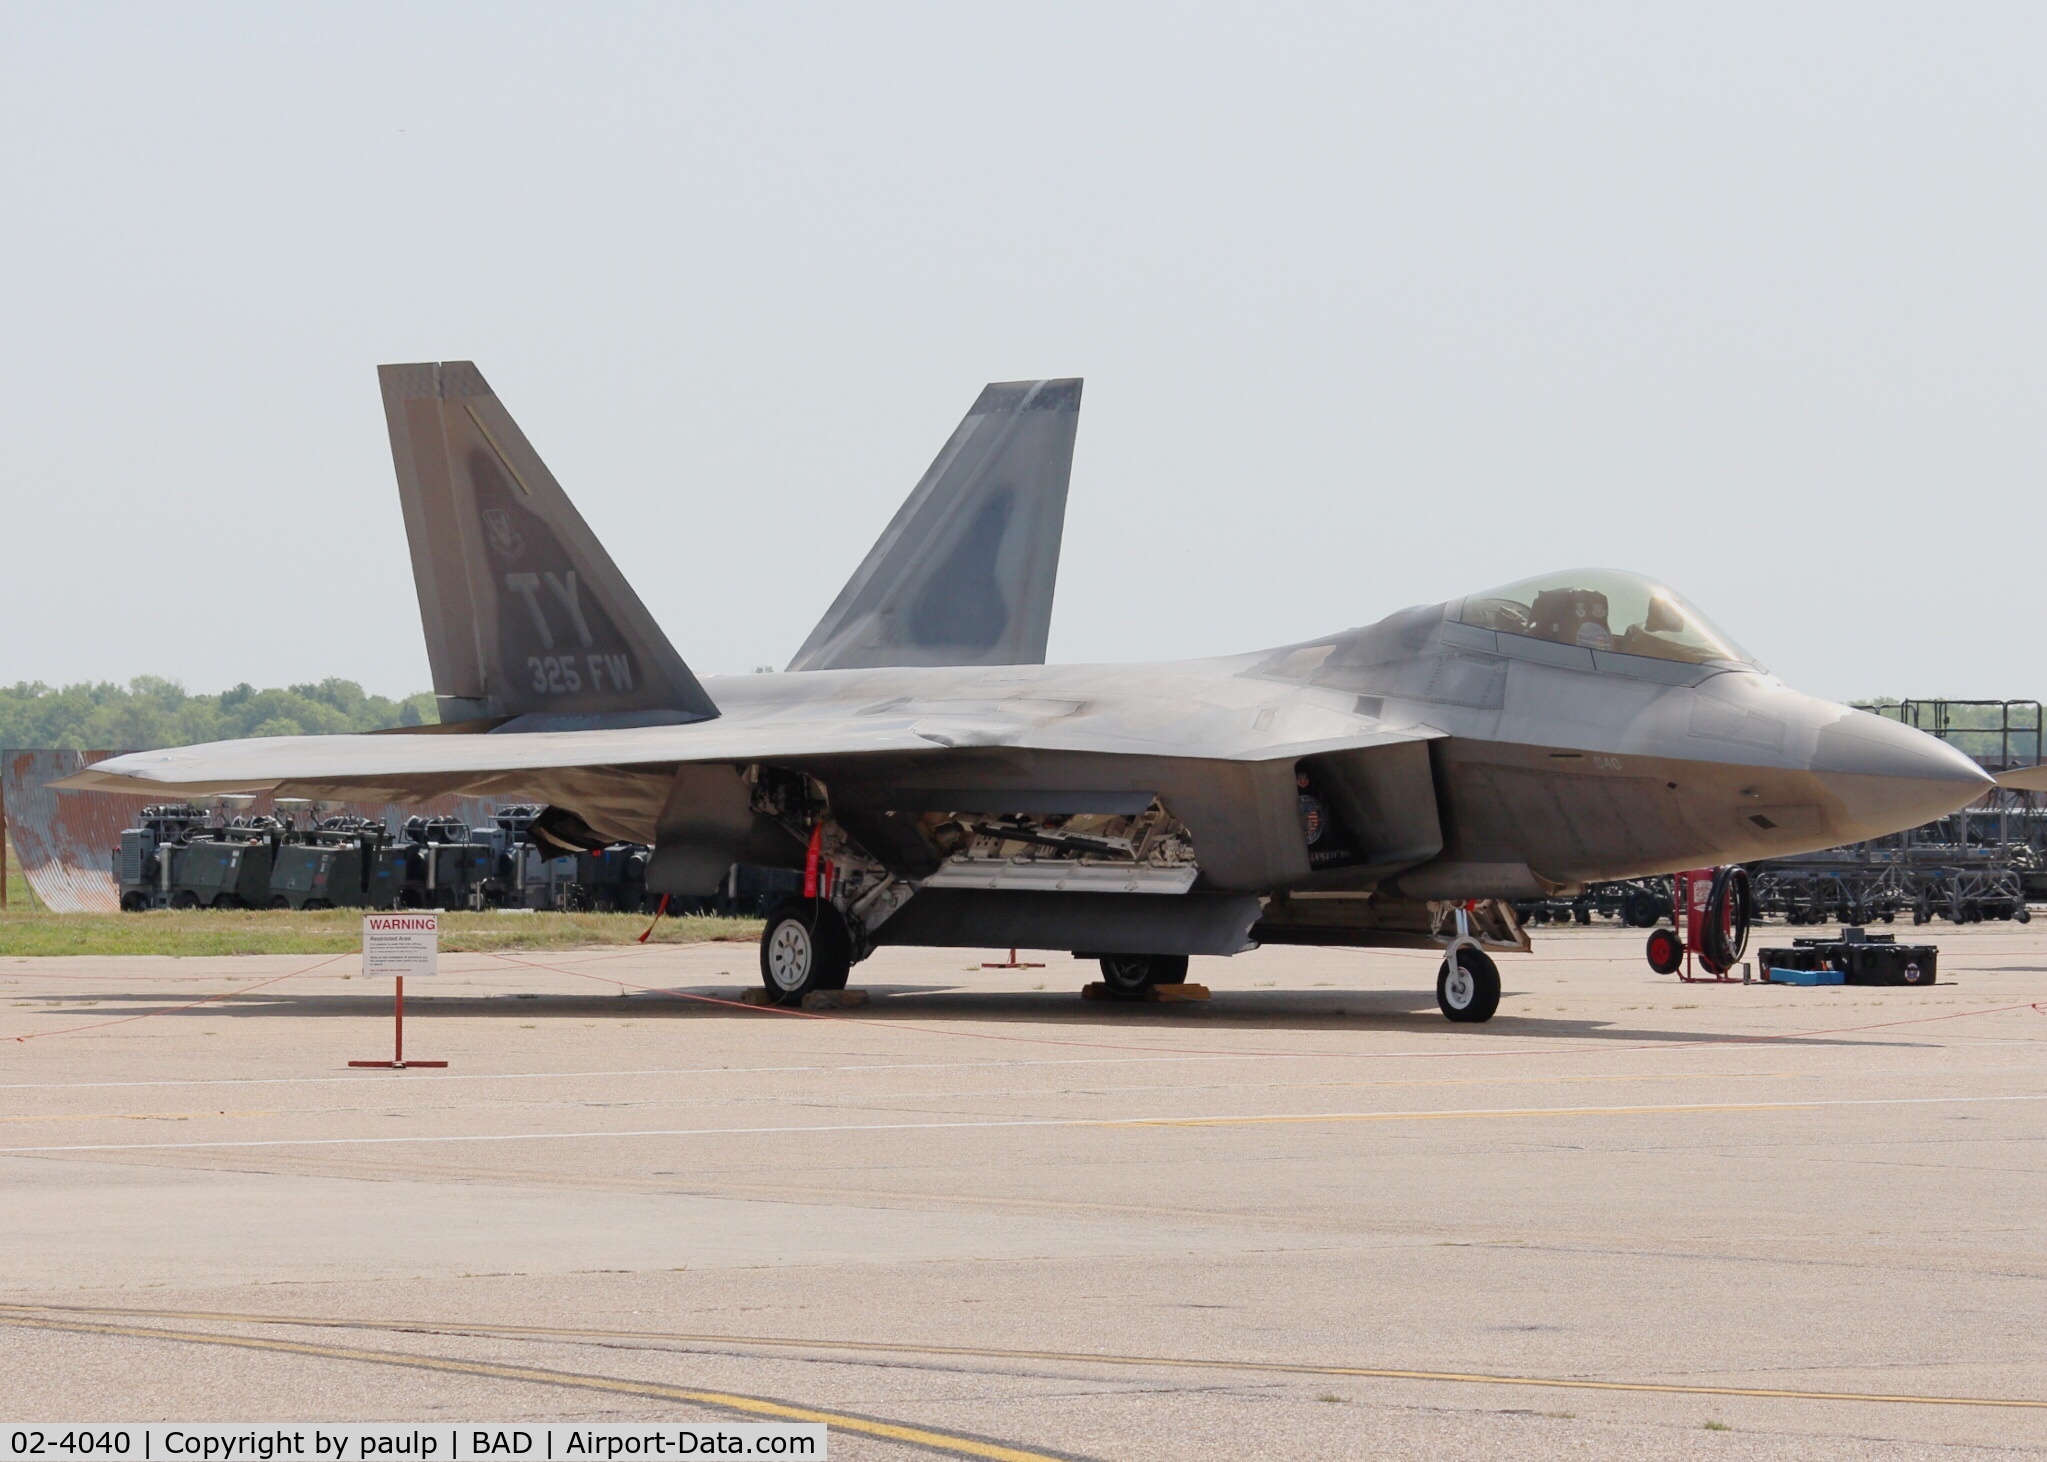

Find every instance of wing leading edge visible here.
[54,692,1436,799]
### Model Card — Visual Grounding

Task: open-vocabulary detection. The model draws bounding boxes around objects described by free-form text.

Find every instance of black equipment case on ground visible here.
[1755,929,1938,987]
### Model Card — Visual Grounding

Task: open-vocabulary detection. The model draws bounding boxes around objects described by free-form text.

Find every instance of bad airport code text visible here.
[5,1431,822,1461]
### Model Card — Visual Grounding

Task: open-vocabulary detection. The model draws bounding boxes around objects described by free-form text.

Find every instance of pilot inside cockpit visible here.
[1457,569,1756,668]
[1525,587,1613,651]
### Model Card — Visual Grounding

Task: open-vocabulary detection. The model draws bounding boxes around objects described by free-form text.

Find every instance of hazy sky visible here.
[3,4,2042,703]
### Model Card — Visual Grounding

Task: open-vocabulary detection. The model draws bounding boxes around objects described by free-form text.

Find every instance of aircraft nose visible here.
[1811,709,1993,840]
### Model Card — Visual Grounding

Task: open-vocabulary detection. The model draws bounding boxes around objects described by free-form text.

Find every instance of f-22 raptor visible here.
[63,362,1991,1020]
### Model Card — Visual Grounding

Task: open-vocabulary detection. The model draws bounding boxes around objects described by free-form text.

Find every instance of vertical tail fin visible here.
[380,361,717,725]
[787,378,1082,672]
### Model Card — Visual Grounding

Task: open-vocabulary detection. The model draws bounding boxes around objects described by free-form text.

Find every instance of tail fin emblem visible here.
[481,508,525,562]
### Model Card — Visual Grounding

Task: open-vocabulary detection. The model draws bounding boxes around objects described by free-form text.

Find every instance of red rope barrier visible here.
[4,953,352,1045]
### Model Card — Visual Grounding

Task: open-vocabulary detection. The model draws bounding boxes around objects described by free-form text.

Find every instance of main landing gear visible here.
[758,897,853,1004]
[1096,953,1190,1000]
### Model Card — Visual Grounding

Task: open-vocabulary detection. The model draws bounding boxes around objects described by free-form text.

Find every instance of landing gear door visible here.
[1295,741,1444,882]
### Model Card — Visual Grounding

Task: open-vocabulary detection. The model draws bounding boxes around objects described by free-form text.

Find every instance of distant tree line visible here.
[0,678,439,752]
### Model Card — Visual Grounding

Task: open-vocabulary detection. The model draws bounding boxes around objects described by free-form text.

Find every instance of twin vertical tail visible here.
[787,378,1083,672]
[379,362,717,727]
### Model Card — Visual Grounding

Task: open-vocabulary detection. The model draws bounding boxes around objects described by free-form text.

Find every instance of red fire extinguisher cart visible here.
[1645,867,1753,981]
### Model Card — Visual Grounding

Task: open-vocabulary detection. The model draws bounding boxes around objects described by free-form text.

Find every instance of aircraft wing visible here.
[1996,765,2047,792]
[53,695,1435,801]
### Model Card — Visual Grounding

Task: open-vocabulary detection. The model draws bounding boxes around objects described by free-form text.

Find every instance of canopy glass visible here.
[1457,569,1755,668]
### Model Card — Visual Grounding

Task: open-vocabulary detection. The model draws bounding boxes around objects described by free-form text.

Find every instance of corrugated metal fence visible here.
[3,750,500,914]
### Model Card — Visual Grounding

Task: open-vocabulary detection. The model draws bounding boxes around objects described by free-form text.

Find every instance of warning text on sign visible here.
[362,913,439,978]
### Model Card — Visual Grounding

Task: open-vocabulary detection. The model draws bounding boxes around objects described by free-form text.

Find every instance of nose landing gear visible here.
[1428,900,1523,1023]
[1436,945,1501,1023]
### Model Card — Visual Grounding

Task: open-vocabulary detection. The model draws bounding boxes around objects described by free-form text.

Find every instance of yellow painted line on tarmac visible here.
[2,1303,2042,1412]
[0,1313,1069,1462]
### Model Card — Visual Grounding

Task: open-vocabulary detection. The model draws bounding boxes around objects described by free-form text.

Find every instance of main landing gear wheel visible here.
[1436,946,1501,1023]
[758,898,852,1005]
[1097,953,1189,1000]
[1645,926,1684,976]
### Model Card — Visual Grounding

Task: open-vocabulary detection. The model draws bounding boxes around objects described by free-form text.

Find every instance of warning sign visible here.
[363,912,439,977]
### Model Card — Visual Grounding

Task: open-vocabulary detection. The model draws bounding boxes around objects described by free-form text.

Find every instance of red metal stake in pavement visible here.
[350,911,447,1070]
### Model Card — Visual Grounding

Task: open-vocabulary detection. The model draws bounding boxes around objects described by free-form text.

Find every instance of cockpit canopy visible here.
[1457,569,1755,669]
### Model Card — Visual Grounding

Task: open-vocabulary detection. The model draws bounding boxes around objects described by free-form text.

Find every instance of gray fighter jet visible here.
[61,362,1992,1020]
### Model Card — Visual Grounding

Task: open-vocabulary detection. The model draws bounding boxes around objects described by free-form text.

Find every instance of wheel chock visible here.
[1080,982,1211,1002]
[800,988,871,1010]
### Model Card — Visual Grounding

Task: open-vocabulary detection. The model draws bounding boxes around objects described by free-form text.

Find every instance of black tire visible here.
[1621,890,1655,928]
[1645,926,1684,976]
[758,898,853,1004]
[1097,953,1190,999]
[2018,904,2033,925]
[1574,905,1592,925]
[1436,947,1501,1023]
[269,895,291,910]
[120,890,150,913]
[169,890,199,910]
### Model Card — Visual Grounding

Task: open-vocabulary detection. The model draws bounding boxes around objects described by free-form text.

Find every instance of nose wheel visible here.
[1436,946,1501,1023]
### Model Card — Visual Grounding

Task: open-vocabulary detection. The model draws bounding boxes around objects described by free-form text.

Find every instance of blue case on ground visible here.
[1767,966,1845,986]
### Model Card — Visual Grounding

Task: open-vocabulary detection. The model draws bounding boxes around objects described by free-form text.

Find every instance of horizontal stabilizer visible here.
[788,378,1081,672]
[381,361,717,725]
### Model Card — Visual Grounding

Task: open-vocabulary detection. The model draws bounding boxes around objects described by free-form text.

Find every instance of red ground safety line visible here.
[2,954,352,1045]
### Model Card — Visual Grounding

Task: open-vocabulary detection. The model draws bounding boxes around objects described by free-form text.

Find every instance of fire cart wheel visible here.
[759,898,852,1004]
[1097,953,1190,999]
[1645,926,1684,975]
[1436,947,1500,1023]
